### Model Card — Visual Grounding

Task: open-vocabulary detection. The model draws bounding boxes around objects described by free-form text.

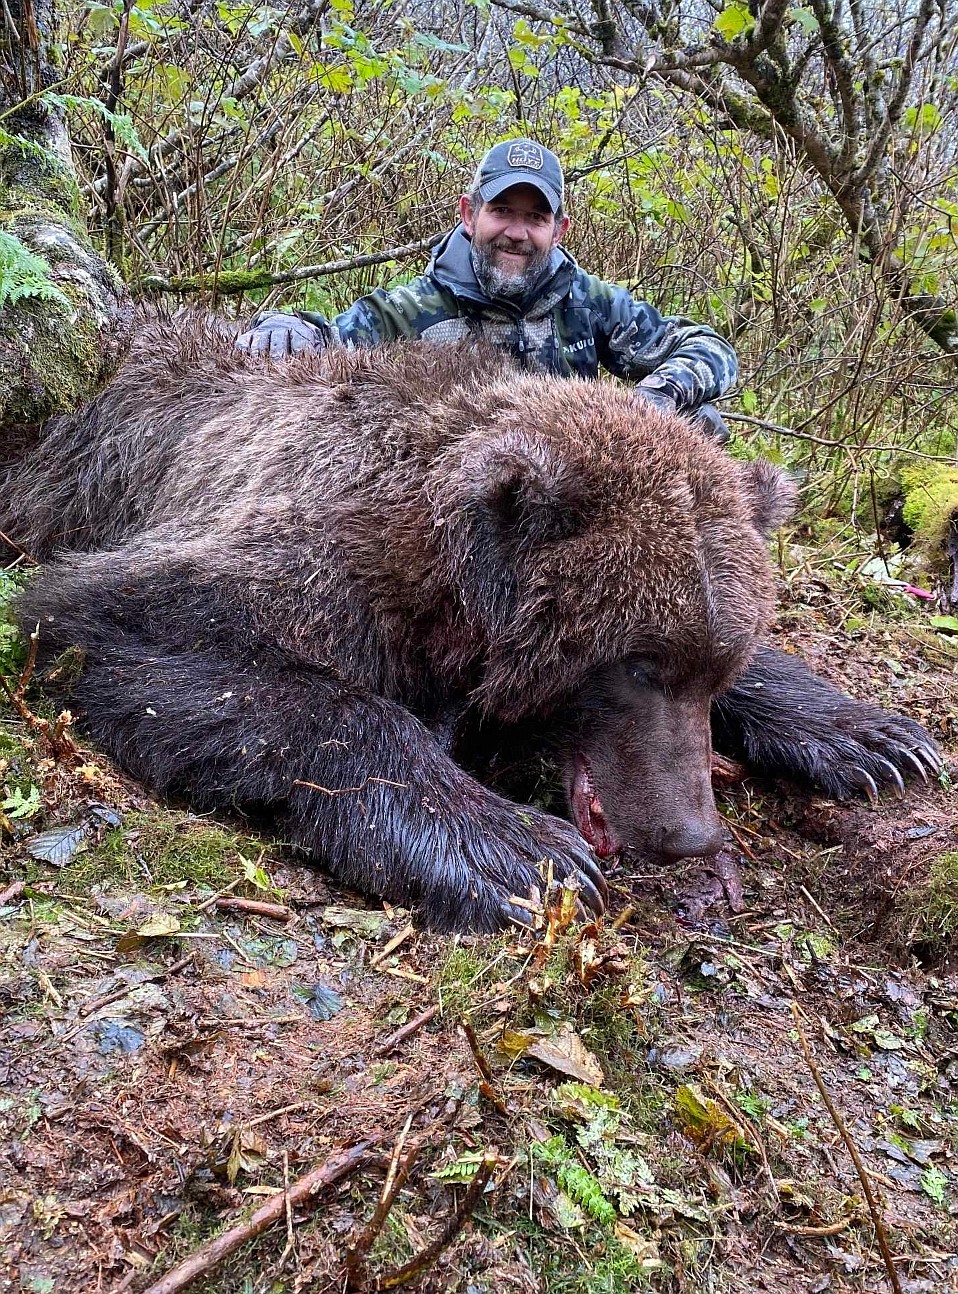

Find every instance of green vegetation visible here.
[903,852,958,949]
[68,811,266,892]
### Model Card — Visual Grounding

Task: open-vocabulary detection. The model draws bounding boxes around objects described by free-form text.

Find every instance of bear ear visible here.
[438,431,592,633]
[454,430,592,550]
[739,460,799,534]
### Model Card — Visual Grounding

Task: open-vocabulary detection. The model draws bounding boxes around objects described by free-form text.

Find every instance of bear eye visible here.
[624,658,655,687]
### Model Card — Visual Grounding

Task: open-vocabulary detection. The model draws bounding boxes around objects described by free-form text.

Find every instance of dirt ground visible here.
[1,548,957,1294]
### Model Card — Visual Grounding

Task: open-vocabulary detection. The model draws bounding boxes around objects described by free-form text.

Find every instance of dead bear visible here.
[1,316,941,930]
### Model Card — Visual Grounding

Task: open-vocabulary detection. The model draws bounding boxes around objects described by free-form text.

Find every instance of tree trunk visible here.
[0,0,133,451]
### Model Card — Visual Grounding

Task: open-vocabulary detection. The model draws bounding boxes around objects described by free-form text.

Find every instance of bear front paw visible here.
[830,707,943,802]
[429,799,608,934]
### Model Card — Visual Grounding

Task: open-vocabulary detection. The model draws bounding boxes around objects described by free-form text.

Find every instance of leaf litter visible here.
[0,564,956,1292]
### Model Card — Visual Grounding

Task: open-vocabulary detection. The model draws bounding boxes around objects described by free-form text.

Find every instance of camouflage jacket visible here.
[298,226,737,410]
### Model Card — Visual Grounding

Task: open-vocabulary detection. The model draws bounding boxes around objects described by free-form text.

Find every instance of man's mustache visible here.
[491,238,537,256]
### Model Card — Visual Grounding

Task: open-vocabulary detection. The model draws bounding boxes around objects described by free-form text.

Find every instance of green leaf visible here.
[904,103,943,135]
[45,92,147,161]
[432,1151,487,1183]
[789,6,819,34]
[413,32,469,53]
[740,388,758,414]
[714,3,755,39]
[85,3,116,36]
[0,231,73,314]
[312,63,353,93]
[921,1166,948,1205]
[3,785,40,820]
[930,615,958,635]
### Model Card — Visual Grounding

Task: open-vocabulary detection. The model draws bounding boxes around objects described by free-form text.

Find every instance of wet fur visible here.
[0,315,940,928]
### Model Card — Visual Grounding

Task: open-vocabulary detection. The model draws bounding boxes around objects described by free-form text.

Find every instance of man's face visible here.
[460,184,570,299]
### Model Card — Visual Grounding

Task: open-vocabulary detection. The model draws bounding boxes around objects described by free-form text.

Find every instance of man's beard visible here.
[470,237,551,301]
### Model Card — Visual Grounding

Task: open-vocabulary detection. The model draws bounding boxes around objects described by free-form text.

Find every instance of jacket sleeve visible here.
[585,276,738,409]
[298,284,427,347]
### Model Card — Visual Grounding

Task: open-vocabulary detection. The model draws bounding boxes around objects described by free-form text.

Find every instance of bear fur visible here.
[0,316,941,930]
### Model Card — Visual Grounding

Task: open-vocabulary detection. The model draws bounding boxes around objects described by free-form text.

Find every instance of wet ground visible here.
[1,555,956,1294]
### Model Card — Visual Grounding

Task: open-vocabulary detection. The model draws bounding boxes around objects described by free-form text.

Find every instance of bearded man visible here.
[238,139,736,436]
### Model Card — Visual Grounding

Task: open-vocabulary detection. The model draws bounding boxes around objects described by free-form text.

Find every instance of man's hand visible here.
[235,311,328,359]
[691,403,731,445]
[633,385,731,445]
[631,384,677,417]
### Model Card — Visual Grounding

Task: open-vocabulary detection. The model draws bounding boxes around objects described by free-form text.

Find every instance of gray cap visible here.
[471,139,564,213]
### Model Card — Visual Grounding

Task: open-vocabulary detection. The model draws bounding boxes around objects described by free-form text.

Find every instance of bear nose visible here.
[658,818,726,862]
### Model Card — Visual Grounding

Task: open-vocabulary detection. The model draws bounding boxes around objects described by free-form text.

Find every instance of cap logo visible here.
[507,142,544,171]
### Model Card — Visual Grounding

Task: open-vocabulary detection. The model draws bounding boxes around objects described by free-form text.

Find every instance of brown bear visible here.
[1,315,941,930]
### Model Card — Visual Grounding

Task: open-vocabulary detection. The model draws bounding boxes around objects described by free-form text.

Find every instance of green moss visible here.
[900,463,958,557]
[57,810,264,892]
[435,942,487,1019]
[142,267,277,295]
[903,852,958,948]
[0,129,84,226]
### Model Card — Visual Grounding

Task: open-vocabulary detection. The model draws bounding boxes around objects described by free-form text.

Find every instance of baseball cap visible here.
[471,139,564,213]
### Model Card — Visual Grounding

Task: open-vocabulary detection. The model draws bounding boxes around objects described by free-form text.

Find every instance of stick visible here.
[141,1140,373,1294]
[790,1004,903,1294]
[374,1004,438,1057]
[143,236,444,295]
[376,1149,498,1289]
[213,897,291,920]
[345,1117,419,1288]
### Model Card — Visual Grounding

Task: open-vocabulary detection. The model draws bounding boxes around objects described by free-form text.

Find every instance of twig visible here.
[193,876,244,912]
[141,1139,375,1294]
[725,412,952,461]
[0,624,77,760]
[370,923,416,966]
[459,1018,507,1113]
[790,1003,903,1294]
[0,529,38,562]
[774,1217,854,1235]
[78,952,195,1017]
[610,904,635,931]
[293,776,408,797]
[213,897,291,920]
[143,236,444,295]
[374,1004,439,1057]
[245,1101,312,1129]
[0,880,26,906]
[346,1115,419,1288]
[376,1149,498,1289]
[798,884,836,930]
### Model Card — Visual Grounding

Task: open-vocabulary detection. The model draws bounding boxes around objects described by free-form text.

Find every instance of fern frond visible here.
[0,230,72,313]
[43,92,148,161]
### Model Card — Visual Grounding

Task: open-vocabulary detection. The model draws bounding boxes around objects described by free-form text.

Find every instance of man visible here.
[238,139,736,435]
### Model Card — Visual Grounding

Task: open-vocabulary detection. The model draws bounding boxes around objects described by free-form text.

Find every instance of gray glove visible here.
[631,384,677,417]
[235,311,329,359]
[691,403,731,445]
[633,386,731,445]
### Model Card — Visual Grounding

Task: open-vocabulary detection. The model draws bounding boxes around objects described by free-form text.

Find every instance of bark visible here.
[0,0,133,448]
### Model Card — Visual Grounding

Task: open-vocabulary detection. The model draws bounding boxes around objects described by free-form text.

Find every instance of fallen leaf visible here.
[526,1026,604,1086]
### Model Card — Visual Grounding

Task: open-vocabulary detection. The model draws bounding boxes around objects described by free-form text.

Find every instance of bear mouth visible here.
[570,755,620,859]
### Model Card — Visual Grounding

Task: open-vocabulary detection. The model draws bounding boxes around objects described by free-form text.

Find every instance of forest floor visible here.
[1,535,957,1294]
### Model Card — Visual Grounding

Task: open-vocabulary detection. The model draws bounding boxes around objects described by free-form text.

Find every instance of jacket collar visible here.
[427,225,576,317]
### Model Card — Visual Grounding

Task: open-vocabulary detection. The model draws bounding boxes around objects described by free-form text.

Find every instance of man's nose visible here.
[503,215,533,239]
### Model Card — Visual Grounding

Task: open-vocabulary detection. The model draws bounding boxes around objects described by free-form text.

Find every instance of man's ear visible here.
[459,194,476,235]
[553,213,571,246]
[739,459,799,534]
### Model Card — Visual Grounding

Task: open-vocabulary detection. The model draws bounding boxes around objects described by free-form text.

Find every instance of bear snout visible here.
[656,813,726,862]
